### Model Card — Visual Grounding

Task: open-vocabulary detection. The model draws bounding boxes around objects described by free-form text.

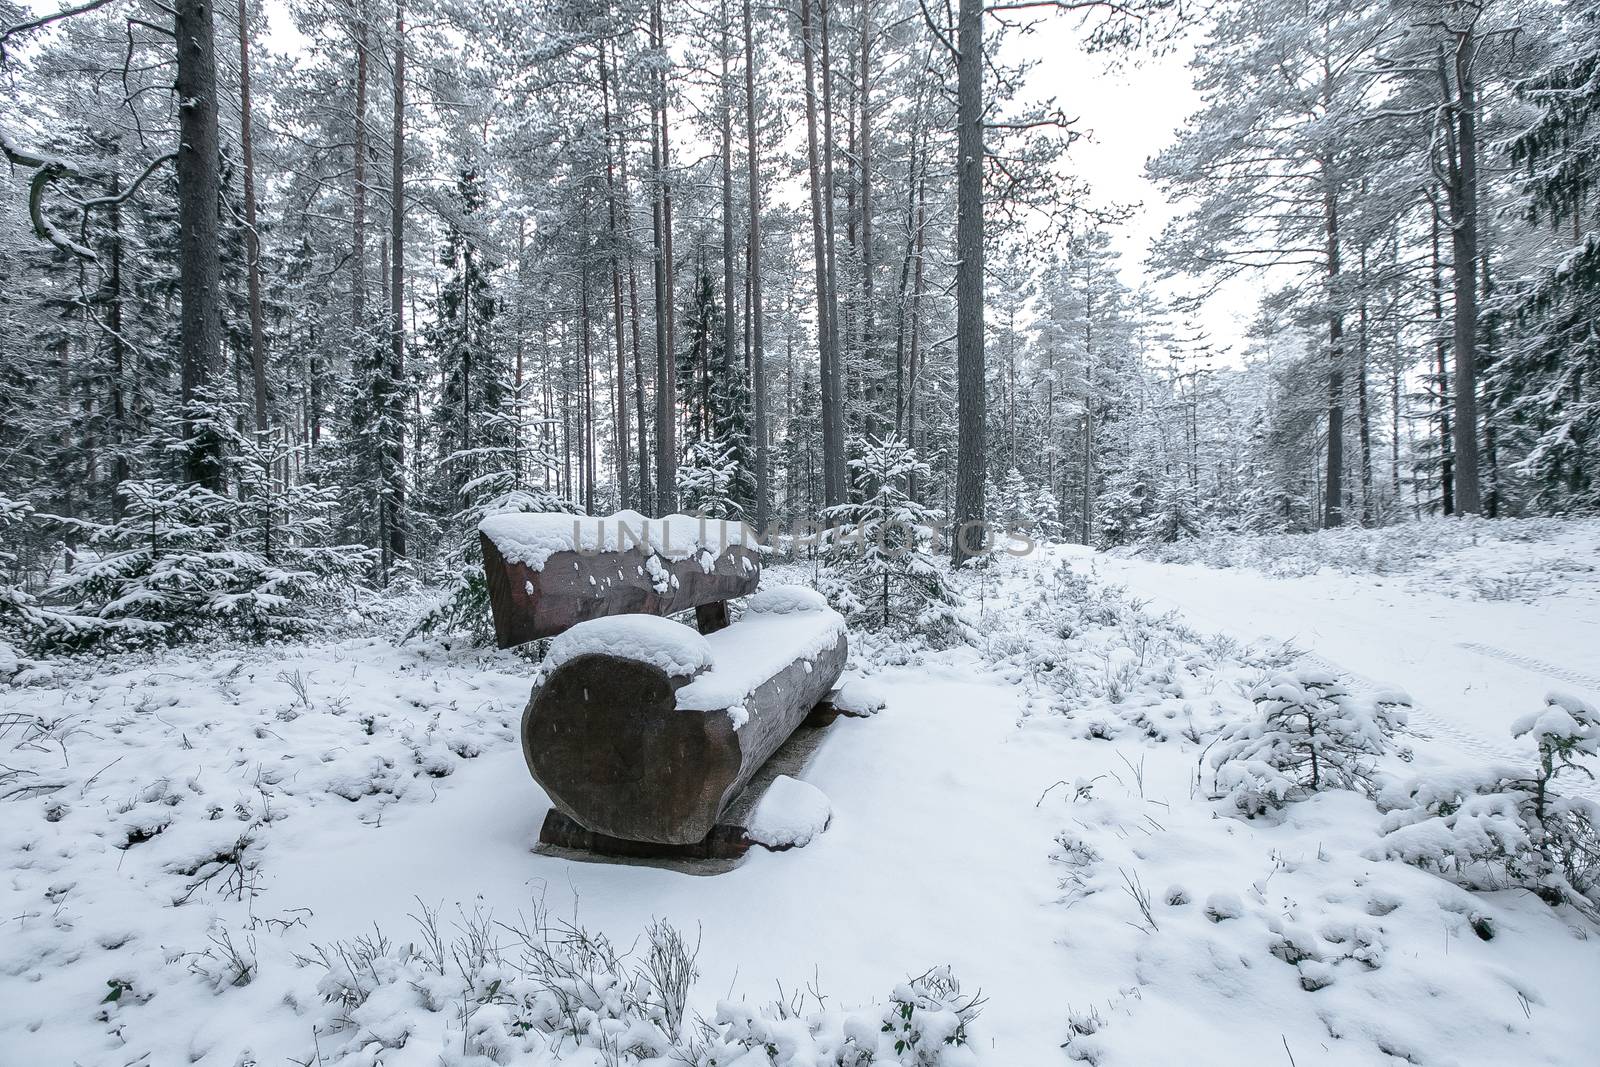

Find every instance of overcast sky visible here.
[1013,18,1255,357]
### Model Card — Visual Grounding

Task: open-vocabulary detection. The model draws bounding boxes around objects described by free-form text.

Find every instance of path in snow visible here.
[1090,551,1600,790]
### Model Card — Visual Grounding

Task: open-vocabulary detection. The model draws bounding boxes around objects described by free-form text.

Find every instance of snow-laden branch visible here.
[1,125,174,261]
[0,0,123,62]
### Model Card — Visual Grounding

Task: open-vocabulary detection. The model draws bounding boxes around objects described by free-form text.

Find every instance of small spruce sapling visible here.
[1373,692,1600,915]
[823,437,958,634]
[1207,669,1408,815]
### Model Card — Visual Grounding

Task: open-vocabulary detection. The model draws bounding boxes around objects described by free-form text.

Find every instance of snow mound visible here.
[480,510,759,571]
[544,615,712,678]
[746,775,831,849]
[746,584,829,614]
[832,677,888,716]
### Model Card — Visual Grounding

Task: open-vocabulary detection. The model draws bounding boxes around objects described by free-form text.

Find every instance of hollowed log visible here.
[523,631,847,845]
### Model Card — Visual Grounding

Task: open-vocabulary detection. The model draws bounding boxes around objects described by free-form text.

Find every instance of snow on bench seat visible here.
[523,585,848,845]
[682,593,845,718]
[546,614,714,679]
[537,586,846,726]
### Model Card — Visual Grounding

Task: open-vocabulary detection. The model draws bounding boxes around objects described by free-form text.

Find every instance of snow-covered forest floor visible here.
[5,518,1600,1066]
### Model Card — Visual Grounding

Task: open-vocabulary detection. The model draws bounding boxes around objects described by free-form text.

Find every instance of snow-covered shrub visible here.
[48,476,370,648]
[1372,692,1600,915]
[300,902,981,1066]
[1206,669,1408,815]
[823,437,959,636]
[0,494,135,662]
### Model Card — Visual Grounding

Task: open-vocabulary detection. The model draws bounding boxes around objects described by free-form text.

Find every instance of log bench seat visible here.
[525,586,847,845]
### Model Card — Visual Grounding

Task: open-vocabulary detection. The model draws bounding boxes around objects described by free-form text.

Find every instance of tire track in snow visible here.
[1295,652,1531,766]
[1455,642,1600,693]
[1295,651,1599,799]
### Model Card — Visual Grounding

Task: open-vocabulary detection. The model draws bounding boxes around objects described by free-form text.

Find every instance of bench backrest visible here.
[479,512,762,648]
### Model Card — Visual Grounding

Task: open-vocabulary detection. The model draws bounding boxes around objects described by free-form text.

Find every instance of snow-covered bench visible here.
[479,512,876,856]
[526,586,849,848]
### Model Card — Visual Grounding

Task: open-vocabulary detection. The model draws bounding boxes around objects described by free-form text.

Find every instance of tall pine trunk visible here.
[1442,39,1482,514]
[176,0,224,490]
[1322,167,1345,529]
[650,0,677,512]
[800,0,838,507]
[720,0,738,464]
[951,0,985,564]
[352,8,368,345]
[1430,201,1454,513]
[237,0,268,437]
[387,0,408,566]
[598,43,630,510]
[818,0,846,503]
[858,3,875,412]
[743,0,768,530]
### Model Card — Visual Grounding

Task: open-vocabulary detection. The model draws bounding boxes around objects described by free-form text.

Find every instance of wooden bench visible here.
[479,511,859,857]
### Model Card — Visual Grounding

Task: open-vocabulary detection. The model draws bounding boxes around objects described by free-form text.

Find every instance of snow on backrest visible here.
[479,510,761,573]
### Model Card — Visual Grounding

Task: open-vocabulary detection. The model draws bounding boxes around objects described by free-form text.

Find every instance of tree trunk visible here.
[1444,40,1482,514]
[906,155,926,502]
[951,0,985,564]
[651,0,677,512]
[1429,201,1454,513]
[818,0,846,503]
[387,0,407,564]
[800,0,839,506]
[720,0,738,440]
[1081,278,1094,547]
[599,43,630,510]
[236,0,268,436]
[352,8,368,345]
[175,0,224,490]
[1322,170,1345,529]
[858,1,875,403]
[1356,242,1373,524]
[105,160,129,517]
[743,0,768,531]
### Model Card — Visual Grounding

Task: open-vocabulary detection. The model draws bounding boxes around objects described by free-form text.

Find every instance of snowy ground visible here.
[4,520,1600,1065]
[1106,517,1600,793]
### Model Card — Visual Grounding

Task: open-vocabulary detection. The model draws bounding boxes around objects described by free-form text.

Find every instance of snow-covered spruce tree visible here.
[676,265,755,517]
[1207,669,1409,815]
[1372,692,1600,915]
[1488,2,1600,513]
[823,437,958,633]
[677,438,742,517]
[410,190,574,645]
[45,399,371,647]
[0,494,123,666]
[990,467,1063,545]
[337,315,412,585]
